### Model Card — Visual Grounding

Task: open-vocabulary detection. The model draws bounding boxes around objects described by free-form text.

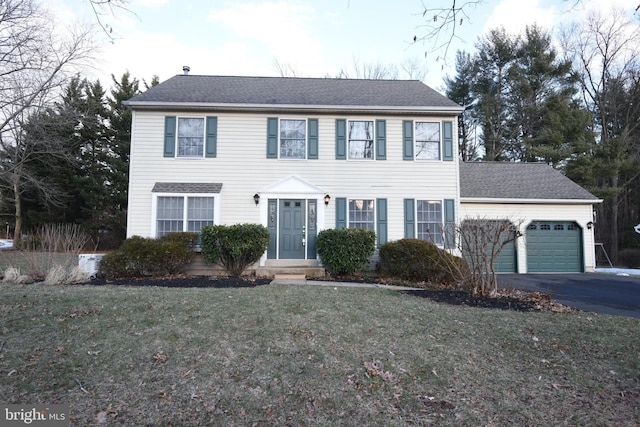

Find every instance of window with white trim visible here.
[415,122,440,160]
[177,117,205,157]
[417,200,443,246]
[156,196,214,237]
[349,199,375,230]
[280,119,306,159]
[348,120,374,160]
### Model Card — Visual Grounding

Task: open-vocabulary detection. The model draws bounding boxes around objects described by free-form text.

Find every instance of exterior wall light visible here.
[324,194,331,205]
[253,193,260,205]
[587,221,593,230]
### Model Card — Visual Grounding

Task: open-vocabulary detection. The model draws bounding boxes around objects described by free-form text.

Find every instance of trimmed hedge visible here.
[99,232,197,279]
[378,238,467,285]
[200,223,270,277]
[316,228,376,276]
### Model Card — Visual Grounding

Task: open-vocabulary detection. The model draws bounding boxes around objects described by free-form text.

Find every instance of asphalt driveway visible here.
[497,273,640,319]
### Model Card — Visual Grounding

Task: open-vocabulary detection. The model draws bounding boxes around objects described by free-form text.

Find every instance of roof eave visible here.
[122,101,465,115]
[461,197,603,204]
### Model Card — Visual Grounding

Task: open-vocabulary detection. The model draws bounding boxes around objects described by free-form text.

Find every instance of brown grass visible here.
[1,283,638,426]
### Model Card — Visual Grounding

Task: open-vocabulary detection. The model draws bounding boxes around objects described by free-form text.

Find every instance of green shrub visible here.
[316,228,376,276]
[200,224,270,277]
[378,238,467,285]
[99,233,198,279]
[158,232,198,274]
[99,251,137,279]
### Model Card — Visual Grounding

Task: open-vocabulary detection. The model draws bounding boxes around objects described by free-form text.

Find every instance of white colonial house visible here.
[124,73,601,275]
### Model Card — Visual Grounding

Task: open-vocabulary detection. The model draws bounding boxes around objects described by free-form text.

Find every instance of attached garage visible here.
[459,162,602,274]
[494,236,517,272]
[526,221,582,272]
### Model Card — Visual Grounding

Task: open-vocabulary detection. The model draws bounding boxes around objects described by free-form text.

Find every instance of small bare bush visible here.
[2,267,31,284]
[3,267,21,283]
[44,265,89,285]
[16,224,93,280]
[457,217,523,297]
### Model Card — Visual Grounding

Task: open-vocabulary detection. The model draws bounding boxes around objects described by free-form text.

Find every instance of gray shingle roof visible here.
[125,75,462,111]
[152,182,223,193]
[459,162,599,201]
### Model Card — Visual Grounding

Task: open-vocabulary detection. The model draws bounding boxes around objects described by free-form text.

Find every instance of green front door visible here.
[279,199,305,259]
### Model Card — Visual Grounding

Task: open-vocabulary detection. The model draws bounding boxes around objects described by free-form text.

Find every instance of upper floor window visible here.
[177,118,205,157]
[349,199,375,230]
[415,122,440,160]
[164,116,217,158]
[280,119,306,159]
[403,120,453,161]
[348,121,374,160]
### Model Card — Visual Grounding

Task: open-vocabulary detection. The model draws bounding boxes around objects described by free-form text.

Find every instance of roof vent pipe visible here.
[183,66,190,75]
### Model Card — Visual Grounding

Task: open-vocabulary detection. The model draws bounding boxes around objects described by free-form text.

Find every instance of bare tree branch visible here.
[87,0,136,41]
[414,0,481,66]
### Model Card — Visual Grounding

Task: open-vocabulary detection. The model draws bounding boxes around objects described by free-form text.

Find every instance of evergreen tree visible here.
[458,25,590,164]
[104,71,143,247]
[445,51,480,161]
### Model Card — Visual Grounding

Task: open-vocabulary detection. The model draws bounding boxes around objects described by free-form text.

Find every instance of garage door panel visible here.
[526,221,582,273]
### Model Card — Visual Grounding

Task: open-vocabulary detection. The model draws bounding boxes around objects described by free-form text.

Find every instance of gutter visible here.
[461,197,603,205]
[122,101,465,115]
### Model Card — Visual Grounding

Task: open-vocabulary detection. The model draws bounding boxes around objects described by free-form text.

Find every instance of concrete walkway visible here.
[270,278,419,291]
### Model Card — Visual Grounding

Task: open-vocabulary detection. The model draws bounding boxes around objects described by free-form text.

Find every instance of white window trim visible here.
[151,193,222,237]
[347,119,375,161]
[279,118,307,160]
[347,198,376,231]
[414,121,442,162]
[176,116,206,159]
[416,199,444,247]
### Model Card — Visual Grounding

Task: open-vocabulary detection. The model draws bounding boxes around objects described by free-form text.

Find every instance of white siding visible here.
[460,202,597,272]
[127,111,460,244]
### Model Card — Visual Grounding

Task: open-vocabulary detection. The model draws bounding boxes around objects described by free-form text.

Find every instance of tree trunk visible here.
[13,180,22,242]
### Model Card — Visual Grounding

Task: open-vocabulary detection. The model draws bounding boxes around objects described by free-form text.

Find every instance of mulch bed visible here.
[88,276,272,288]
[84,275,577,314]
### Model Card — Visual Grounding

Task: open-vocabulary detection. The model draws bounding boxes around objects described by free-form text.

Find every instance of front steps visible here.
[186,255,326,278]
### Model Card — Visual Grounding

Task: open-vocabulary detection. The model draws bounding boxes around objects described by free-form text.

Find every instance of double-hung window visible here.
[416,200,443,246]
[415,122,440,160]
[177,118,205,157]
[156,196,215,238]
[280,119,306,159]
[348,199,375,231]
[348,121,374,160]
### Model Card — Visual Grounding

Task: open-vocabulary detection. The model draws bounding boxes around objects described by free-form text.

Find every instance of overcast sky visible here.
[52,0,638,92]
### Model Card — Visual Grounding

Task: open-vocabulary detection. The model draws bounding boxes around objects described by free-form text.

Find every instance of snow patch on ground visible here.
[595,268,640,277]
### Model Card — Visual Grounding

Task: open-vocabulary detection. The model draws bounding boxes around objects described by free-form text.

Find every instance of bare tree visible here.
[561,9,640,262]
[273,58,303,77]
[334,57,400,80]
[414,1,639,64]
[441,217,522,297]
[0,0,95,240]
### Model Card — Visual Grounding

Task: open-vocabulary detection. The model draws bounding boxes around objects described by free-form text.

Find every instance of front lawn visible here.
[1,283,638,426]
